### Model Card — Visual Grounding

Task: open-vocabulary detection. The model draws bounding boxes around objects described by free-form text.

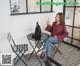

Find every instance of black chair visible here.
[7,33,28,66]
[51,42,62,58]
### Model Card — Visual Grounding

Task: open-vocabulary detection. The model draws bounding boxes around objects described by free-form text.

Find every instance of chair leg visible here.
[15,51,27,65]
[13,50,27,66]
[14,51,23,60]
[53,45,62,55]
[51,45,55,50]
[14,50,27,62]
[52,43,61,58]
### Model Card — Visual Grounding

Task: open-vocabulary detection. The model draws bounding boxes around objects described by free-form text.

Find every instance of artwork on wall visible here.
[9,0,53,15]
[10,0,20,13]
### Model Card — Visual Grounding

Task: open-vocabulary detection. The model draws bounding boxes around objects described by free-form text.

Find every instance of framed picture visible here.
[10,0,20,14]
[9,0,53,15]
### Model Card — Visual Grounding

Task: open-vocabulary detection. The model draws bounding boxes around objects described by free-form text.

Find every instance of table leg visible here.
[28,40,39,59]
[36,40,45,54]
[28,39,42,66]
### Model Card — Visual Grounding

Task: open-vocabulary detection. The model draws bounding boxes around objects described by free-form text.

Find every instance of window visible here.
[64,0,80,48]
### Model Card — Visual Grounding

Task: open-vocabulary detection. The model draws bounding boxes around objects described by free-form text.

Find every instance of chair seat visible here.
[14,44,28,52]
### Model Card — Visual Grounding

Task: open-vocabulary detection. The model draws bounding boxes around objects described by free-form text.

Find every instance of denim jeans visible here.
[43,37,59,57]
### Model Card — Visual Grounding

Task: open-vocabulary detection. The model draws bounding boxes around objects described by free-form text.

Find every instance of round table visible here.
[27,32,49,66]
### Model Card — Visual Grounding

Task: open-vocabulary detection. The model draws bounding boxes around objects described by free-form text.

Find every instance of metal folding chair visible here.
[7,33,28,66]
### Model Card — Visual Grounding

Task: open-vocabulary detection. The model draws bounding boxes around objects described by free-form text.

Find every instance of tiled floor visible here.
[1,43,80,66]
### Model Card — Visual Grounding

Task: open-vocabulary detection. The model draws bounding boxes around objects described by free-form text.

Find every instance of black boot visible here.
[45,57,52,66]
[46,56,53,63]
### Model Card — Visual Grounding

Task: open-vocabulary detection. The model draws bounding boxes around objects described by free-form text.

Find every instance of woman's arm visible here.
[45,22,55,32]
[45,25,52,32]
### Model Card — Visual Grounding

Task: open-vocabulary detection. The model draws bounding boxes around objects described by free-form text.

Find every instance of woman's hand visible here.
[47,21,51,26]
[55,36,57,38]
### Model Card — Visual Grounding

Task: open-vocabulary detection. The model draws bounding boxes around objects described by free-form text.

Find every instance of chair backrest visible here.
[7,33,16,47]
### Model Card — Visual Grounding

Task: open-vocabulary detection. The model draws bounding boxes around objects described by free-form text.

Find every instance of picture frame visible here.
[9,0,53,15]
[10,0,20,14]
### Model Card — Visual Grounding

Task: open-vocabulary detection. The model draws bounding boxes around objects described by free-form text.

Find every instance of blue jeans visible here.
[43,37,59,57]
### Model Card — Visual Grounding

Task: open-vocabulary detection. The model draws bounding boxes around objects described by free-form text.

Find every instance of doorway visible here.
[63,0,80,49]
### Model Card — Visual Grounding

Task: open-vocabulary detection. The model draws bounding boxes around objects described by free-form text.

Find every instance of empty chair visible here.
[7,33,28,66]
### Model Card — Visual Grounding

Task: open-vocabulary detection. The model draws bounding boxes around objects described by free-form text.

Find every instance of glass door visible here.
[73,7,80,46]
[64,0,80,48]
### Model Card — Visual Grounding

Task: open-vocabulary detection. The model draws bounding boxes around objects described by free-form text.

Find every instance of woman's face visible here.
[56,15,60,22]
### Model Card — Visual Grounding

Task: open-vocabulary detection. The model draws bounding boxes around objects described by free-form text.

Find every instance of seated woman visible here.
[40,12,68,58]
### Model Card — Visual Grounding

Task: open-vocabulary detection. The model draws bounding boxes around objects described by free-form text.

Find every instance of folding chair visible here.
[51,42,62,58]
[7,33,28,66]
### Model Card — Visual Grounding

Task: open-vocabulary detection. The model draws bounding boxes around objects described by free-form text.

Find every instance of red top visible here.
[45,21,68,42]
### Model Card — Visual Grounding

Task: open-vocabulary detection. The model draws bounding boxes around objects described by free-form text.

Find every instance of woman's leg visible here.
[43,39,49,52]
[43,37,59,57]
[40,39,49,58]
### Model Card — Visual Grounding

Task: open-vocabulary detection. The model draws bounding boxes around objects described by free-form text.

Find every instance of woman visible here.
[40,12,68,58]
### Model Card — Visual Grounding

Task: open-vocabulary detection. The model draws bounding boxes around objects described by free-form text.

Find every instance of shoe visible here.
[40,51,45,59]
[45,60,52,66]
[46,56,53,63]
